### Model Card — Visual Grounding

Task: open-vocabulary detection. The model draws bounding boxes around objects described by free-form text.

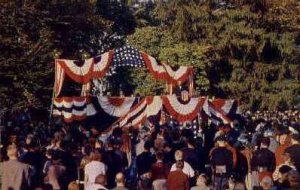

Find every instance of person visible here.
[260,176,273,190]
[227,173,246,190]
[190,174,209,190]
[89,174,108,190]
[103,142,123,188]
[113,141,128,171]
[251,137,276,172]
[151,152,169,190]
[136,141,156,189]
[287,170,300,190]
[273,152,296,182]
[1,144,31,190]
[43,150,66,190]
[275,130,291,166]
[251,137,276,189]
[210,135,233,190]
[111,172,128,190]
[68,181,80,190]
[167,156,189,190]
[170,150,195,178]
[20,139,44,188]
[271,165,293,189]
[284,133,300,172]
[162,143,174,168]
[84,151,107,190]
[182,138,200,172]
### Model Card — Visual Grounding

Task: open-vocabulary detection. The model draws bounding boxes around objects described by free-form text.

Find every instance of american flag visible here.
[112,45,145,67]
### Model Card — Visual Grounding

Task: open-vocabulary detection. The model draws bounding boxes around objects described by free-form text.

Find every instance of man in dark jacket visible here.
[251,137,276,172]
[136,141,156,189]
[210,135,233,190]
[250,137,276,189]
[182,138,200,172]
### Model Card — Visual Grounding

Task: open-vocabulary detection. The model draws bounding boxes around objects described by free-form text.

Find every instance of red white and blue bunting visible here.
[162,95,206,122]
[52,95,239,128]
[203,98,232,124]
[118,98,148,128]
[146,96,163,117]
[54,61,65,97]
[54,46,194,97]
[211,99,240,115]
[53,96,97,123]
[55,50,113,84]
[97,96,136,117]
[141,52,193,85]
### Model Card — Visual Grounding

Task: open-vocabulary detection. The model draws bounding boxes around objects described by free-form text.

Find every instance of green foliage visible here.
[128,0,300,111]
[1,0,299,111]
[0,0,136,110]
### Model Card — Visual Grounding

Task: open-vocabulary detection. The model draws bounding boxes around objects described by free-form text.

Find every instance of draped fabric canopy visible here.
[97,96,136,117]
[52,46,239,129]
[52,95,239,133]
[53,96,97,123]
[53,46,193,97]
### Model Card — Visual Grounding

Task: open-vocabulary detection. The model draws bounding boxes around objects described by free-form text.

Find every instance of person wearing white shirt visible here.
[84,152,107,190]
[170,150,195,178]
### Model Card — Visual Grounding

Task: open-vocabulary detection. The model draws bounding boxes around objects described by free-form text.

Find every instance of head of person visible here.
[25,134,34,145]
[156,151,164,161]
[278,165,293,183]
[196,174,208,186]
[68,181,79,190]
[279,130,289,145]
[260,176,273,190]
[291,134,300,145]
[174,150,184,169]
[144,140,152,152]
[282,152,292,164]
[88,151,101,162]
[7,144,18,160]
[115,172,126,186]
[215,135,227,147]
[95,174,107,186]
[288,170,300,189]
[260,137,270,148]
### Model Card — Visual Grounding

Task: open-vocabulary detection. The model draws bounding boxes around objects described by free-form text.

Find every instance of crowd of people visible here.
[0,108,300,190]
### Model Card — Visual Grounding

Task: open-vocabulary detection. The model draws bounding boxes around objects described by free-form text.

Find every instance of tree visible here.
[128,0,300,110]
[0,0,136,110]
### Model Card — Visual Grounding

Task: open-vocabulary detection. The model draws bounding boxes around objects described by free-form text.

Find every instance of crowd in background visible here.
[0,108,300,190]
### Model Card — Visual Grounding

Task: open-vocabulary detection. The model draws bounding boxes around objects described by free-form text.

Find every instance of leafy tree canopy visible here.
[0,0,136,110]
[128,0,300,111]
